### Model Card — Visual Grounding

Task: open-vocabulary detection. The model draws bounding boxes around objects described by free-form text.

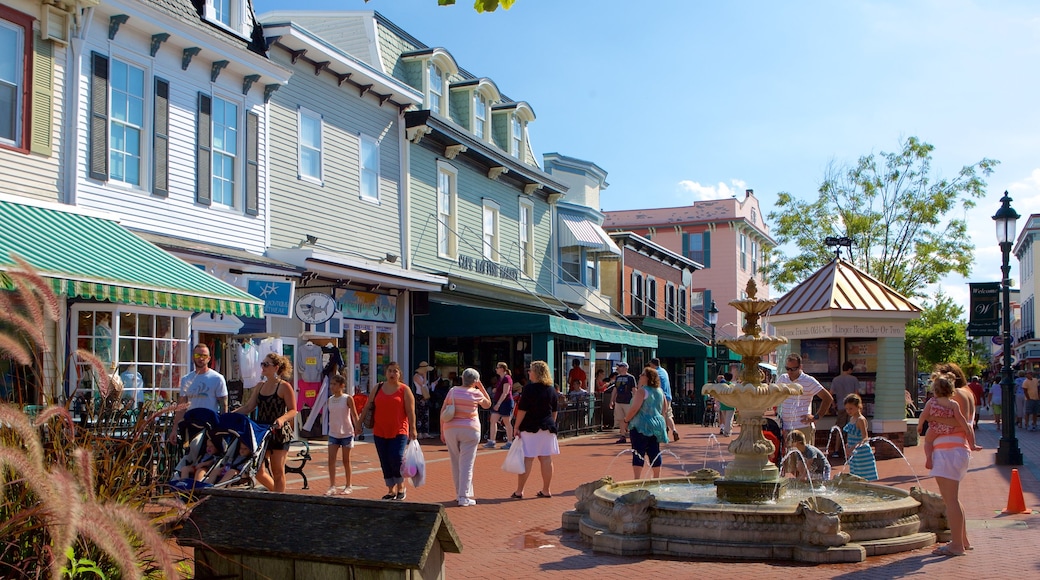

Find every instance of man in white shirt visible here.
[169,344,228,443]
[778,353,833,446]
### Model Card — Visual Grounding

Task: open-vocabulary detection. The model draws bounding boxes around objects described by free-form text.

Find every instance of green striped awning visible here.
[0,200,264,317]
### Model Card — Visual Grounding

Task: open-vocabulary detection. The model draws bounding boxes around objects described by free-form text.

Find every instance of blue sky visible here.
[255,0,1040,315]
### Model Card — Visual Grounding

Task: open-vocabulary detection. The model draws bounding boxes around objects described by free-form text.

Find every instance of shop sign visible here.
[780,322,905,339]
[246,278,295,318]
[457,254,519,281]
[337,289,397,323]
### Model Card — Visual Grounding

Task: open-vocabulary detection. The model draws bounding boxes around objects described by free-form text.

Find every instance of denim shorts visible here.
[328,435,354,447]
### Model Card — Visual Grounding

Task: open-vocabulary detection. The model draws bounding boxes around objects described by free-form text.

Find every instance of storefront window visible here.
[73,306,188,405]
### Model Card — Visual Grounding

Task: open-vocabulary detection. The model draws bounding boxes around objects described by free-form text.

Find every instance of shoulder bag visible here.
[440,389,456,423]
[361,382,382,429]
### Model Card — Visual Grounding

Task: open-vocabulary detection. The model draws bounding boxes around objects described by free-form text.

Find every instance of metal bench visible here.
[284,439,312,489]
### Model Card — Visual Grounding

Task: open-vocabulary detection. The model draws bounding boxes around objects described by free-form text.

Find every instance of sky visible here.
[254,0,1040,318]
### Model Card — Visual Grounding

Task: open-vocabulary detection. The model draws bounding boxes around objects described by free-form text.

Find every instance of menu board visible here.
[801,339,840,375]
[846,339,878,373]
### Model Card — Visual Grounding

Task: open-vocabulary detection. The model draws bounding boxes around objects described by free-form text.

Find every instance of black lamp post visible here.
[994,191,1023,465]
[708,300,720,379]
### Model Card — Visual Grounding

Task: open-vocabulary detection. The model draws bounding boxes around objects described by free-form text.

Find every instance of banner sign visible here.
[967,282,1000,337]
[246,278,295,318]
[337,289,397,323]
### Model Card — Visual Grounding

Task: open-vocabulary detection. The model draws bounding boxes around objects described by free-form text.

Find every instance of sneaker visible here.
[502,442,512,450]
[460,498,477,506]
[616,437,627,444]
[482,442,496,449]
[324,487,338,497]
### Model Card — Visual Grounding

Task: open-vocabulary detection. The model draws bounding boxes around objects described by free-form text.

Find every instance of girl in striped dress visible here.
[843,393,878,481]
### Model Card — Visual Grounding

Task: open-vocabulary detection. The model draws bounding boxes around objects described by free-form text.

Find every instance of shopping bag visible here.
[402,439,426,487]
[501,436,526,474]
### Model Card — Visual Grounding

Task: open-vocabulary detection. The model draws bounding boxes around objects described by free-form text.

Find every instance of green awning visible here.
[417,302,658,348]
[632,316,709,358]
[0,200,263,317]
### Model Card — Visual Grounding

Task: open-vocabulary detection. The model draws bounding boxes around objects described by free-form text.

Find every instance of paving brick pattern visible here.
[279,409,1039,579]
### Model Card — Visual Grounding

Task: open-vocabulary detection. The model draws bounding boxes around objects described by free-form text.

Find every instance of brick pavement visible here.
[277,409,1039,579]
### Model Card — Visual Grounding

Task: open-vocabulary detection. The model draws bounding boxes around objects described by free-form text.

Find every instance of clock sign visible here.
[294,292,337,325]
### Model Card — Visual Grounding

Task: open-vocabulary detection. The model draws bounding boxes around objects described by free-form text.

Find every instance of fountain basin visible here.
[564,477,938,563]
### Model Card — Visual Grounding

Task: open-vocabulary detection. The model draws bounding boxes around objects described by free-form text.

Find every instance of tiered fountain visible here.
[562,280,945,563]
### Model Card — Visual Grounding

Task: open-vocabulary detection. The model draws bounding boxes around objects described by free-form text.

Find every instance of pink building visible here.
[603,189,776,346]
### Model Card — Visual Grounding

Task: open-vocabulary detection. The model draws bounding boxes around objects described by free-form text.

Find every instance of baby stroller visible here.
[205,412,271,489]
[702,396,718,428]
[168,408,220,493]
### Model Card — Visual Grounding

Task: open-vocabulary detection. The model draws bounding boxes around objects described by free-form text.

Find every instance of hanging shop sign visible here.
[337,289,397,323]
[967,282,1000,337]
[246,278,295,318]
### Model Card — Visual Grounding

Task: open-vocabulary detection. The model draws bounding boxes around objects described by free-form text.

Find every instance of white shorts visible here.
[519,430,560,458]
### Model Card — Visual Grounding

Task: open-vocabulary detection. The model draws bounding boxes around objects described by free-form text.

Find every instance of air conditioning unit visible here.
[41,5,69,45]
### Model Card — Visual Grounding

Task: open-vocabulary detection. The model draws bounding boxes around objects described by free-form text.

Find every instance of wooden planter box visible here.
[177,489,462,580]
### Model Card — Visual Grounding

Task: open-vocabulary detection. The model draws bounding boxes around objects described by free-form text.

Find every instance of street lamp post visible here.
[994,191,1023,465]
[708,300,720,380]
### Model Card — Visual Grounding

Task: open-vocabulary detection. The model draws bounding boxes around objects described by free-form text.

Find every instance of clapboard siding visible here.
[266,50,403,258]
[0,31,64,203]
[266,14,377,66]
[72,14,270,254]
[409,145,552,295]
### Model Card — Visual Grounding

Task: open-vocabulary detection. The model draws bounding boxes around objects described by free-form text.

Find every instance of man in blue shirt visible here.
[650,358,678,441]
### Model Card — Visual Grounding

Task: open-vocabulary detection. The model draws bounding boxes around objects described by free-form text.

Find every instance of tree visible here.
[905,291,975,376]
[766,137,998,298]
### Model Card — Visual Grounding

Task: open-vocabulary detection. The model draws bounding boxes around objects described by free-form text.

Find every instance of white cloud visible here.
[677,179,748,201]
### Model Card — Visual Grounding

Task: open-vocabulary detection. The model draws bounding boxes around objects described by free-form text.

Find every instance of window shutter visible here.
[88,52,109,180]
[152,78,170,197]
[245,111,259,216]
[704,289,712,325]
[30,34,54,156]
[702,231,711,268]
[196,93,212,206]
[681,232,689,258]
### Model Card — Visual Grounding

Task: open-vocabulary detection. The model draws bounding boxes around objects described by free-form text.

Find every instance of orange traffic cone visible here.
[1002,468,1032,514]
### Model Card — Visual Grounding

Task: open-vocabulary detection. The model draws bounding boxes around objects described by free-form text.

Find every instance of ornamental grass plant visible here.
[0,257,191,579]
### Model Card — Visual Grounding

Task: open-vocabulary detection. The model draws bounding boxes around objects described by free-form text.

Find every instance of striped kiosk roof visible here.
[771,258,921,316]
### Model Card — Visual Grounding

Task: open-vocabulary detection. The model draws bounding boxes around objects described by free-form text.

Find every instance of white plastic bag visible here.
[402,439,426,487]
[501,436,526,474]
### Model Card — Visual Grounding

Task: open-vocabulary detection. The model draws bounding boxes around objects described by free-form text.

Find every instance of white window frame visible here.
[297,106,323,184]
[0,15,25,149]
[666,283,676,321]
[211,95,238,208]
[482,199,500,261]
[647,276,658,318]
[473,92,488,140]
[203,0,245,36]
[436,161,458,259]
[428,62,444,115]
[108,57,148,188]
[560,246,581,284]
[740,233,748,271]
[359,134,380,203]
[585,252,597,289]
[510,114,523,158]
[519,199,534,278]
[751,239,758,276]
[678,286,688,325]
[632,271,644,316]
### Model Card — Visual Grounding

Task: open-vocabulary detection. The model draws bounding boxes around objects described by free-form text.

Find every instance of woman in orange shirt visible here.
[371,362,417,500]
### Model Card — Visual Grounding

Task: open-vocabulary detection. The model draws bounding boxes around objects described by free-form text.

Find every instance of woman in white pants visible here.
[440,368,491,506]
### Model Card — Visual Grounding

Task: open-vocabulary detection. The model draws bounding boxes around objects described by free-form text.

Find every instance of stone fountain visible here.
[702,279,797,502]
[562,280,945,563]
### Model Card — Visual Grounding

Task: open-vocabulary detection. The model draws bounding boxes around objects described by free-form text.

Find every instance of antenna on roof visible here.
[824,236,854,259]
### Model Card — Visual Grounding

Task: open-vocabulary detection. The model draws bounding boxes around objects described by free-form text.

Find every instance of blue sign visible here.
[337,289,397,323]
[246,279,295,318]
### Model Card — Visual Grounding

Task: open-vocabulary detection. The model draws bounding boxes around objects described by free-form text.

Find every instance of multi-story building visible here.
[1013,215,1040,370]
[603,189,776,350]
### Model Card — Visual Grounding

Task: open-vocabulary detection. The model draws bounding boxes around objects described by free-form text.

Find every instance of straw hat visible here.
[415,361,435,373]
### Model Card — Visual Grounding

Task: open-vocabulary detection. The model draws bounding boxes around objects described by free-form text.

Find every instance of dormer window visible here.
[474,94,487,140]
[428,62,444,115]
[214,0,231,26]
[203,0,244,35]
[511,116,523,158]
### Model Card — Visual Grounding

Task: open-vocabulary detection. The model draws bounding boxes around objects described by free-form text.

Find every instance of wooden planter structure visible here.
[176,489,462,579]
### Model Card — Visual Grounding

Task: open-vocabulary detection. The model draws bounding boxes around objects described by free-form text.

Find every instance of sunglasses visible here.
[260,361,275,368]
[785,366,798,372]
[193,353,210,359]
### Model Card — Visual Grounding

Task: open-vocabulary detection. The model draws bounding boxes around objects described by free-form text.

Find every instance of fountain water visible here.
[563,280,944,563]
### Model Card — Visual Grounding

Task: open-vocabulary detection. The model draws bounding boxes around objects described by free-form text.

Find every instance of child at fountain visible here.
[919,373,979,471]
[843,394,878,481]
[783,430,830,483]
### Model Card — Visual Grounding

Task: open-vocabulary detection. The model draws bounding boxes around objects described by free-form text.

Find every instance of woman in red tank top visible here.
[371,362,417,500]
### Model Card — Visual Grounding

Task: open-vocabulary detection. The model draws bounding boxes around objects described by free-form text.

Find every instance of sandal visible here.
[537,491,552,498]
[394,490,407,501]
[932,545,964,557]
[510,492,523,499]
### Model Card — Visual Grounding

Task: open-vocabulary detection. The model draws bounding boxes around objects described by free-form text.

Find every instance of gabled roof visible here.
[145,0,267,55]
[771,258,921,316]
